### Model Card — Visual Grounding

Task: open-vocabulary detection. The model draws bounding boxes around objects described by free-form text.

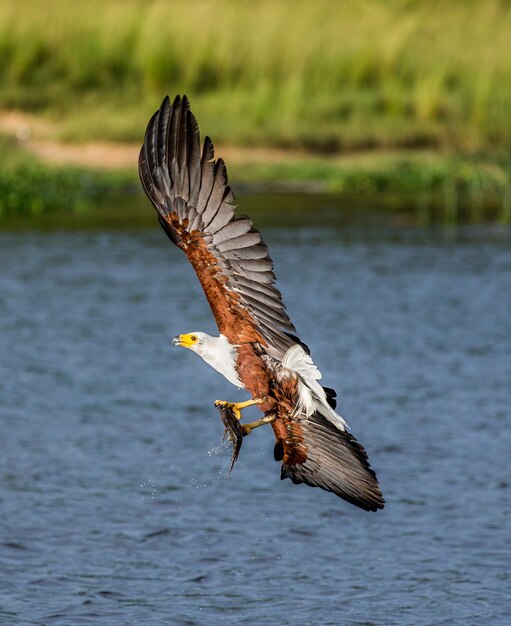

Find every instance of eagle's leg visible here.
[242,413,277,436]
[214,398,265,421]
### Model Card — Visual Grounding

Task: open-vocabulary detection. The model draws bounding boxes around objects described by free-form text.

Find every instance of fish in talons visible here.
[216,401,276,473]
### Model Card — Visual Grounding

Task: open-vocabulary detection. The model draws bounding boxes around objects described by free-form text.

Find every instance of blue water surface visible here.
[1,200,510,625]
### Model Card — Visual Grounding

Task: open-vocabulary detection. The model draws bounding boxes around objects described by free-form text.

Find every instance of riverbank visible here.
[1,122,510,225]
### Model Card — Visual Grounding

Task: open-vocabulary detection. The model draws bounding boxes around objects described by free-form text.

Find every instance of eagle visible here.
[139,95,384,511]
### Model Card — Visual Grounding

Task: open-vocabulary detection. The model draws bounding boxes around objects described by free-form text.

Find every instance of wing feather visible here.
[212,218,253,245]
[216,231,262,252]
[197,156,215,215]
[232,267,275,285]
[230,257,274,272]
[139,95,297,351]
[279,411,385,511]
[222,245,270,260]
[231,283,283,309]
[233,274,283,300]
[202,160,230,229]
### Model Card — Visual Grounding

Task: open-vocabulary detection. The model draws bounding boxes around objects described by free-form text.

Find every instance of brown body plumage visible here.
[139,95,384,511]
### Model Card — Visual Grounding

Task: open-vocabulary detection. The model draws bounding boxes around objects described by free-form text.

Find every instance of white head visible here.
[171,331,244,388]
[171,331,212,354]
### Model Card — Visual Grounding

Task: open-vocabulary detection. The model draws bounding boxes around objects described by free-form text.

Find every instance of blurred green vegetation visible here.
[0,136,134,217]
[1,0,511,223]
[230,154,511,225]
[1,0,511,151]
[1,135,510,225]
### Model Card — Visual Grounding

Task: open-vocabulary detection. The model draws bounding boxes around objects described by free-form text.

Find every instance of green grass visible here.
[0,136,135,217]
[227,152,511,225]
[1,135,510,224]
[1,0,511,152]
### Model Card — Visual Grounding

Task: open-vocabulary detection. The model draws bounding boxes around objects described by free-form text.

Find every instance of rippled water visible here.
[1,200,510,625]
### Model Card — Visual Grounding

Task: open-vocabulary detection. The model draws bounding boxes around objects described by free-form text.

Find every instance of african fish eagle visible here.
[139,95,384,511]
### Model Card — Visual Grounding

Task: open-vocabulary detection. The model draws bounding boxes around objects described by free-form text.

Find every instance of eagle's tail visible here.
[279,410,385,511]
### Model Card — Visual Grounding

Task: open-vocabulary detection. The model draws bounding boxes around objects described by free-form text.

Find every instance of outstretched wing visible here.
[139,95,295,355]
[276,411,385,511]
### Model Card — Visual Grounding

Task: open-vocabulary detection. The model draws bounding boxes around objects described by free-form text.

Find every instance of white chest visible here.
[196,335,245,389]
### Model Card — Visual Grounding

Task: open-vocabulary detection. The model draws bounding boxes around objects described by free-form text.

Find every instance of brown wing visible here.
[139,95,296,353]
[277,411,385,511]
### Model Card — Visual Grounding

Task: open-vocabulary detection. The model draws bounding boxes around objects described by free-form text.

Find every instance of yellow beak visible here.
[171,333,196,348]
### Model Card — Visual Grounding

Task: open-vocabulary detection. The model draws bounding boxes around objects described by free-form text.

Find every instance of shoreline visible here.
[1,110,510,225]
[0,107,446,173]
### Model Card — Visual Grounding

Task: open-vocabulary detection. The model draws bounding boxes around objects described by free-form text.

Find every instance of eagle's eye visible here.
[190,335,197,342]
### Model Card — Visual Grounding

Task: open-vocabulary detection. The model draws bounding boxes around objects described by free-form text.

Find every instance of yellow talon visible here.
[214,400,241,419]
[214,398,265,420]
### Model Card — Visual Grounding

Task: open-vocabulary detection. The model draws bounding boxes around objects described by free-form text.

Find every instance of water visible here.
[1,199,510,625]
